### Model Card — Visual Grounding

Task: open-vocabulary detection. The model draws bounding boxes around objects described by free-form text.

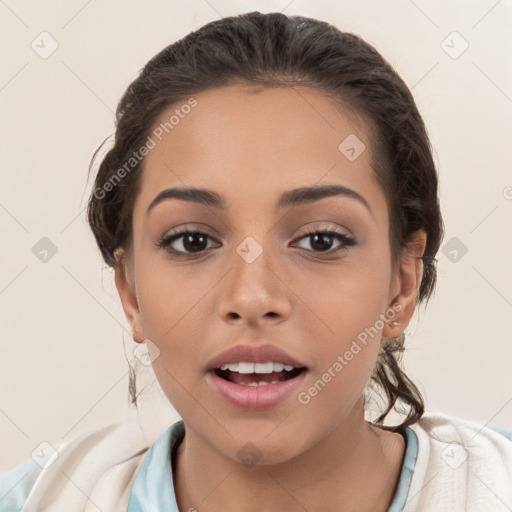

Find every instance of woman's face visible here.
[116,85,421,464]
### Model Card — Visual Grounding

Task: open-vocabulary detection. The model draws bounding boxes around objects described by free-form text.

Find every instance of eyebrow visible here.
[146,183,372,216]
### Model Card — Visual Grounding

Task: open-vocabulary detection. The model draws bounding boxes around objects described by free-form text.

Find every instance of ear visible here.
[382,229,427,339]
[113,248,145,343]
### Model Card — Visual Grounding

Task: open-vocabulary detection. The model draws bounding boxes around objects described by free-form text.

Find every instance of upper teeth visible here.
[219,362,296,373]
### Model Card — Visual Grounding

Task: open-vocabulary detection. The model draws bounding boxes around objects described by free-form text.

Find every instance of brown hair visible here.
[87,11,444,428]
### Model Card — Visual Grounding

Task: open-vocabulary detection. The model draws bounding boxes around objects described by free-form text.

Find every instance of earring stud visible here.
[389,321,400,328]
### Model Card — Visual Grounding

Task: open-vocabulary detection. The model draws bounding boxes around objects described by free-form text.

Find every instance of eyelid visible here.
[292,221,353,238]
[159,223,221,240]
[159,222,352,243]
[156,223,356,259]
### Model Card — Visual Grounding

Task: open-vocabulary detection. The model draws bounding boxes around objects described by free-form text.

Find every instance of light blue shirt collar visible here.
[127,419,418,511]
[127,420,184,512]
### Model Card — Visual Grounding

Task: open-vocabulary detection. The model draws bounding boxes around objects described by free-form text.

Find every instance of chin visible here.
[219,431,309,468]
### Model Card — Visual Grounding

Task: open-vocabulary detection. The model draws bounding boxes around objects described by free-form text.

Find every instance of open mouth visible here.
[207,359,309,409]
[214,366,307,386]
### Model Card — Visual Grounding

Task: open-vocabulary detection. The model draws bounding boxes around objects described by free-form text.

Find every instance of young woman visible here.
[1,11,511,512]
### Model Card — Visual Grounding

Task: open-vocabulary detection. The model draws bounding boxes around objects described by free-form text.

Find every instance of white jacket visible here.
[1,411,511,511]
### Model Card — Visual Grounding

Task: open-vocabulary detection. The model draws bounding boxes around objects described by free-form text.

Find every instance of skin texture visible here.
[114,85,427,511]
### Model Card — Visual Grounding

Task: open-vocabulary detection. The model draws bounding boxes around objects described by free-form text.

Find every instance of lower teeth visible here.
[238,381,280,386]
[214,368,305,385]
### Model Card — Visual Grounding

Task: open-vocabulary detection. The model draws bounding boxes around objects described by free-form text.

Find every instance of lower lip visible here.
[206,370,308,410]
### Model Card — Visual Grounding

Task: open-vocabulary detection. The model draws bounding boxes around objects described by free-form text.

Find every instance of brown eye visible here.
[294,229,355,254]
[157,230,219,256]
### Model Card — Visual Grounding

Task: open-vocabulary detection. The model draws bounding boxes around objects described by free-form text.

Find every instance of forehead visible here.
[134,85,385,216]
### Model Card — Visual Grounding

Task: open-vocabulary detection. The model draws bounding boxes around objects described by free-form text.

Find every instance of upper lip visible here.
[206,343,308,371]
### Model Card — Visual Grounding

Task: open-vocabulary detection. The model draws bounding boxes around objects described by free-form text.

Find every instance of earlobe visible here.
[113,249,145,343]
[382,229,427,339]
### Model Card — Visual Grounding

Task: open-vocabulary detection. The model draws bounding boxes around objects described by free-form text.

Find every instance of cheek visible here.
[134,273,196,377]
[137,286,208,416]
[289,256,391,345]
[135,255,215,335]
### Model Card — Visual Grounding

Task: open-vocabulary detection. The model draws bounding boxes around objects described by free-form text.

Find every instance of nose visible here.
[217,239,292,327]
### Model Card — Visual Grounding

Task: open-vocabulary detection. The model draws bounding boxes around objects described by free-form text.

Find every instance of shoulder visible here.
[485,423,512,442]
[411,410,512,450]
[0,420,152,512]
[404,411,512,511]
[0,454,48,512]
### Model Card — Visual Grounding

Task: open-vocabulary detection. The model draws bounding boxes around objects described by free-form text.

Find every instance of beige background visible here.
[1,0,511,471]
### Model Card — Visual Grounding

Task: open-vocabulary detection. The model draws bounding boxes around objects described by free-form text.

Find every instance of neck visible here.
[173,399,405,512]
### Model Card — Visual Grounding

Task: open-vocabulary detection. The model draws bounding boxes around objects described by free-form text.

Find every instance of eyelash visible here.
[156,227,356,258]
